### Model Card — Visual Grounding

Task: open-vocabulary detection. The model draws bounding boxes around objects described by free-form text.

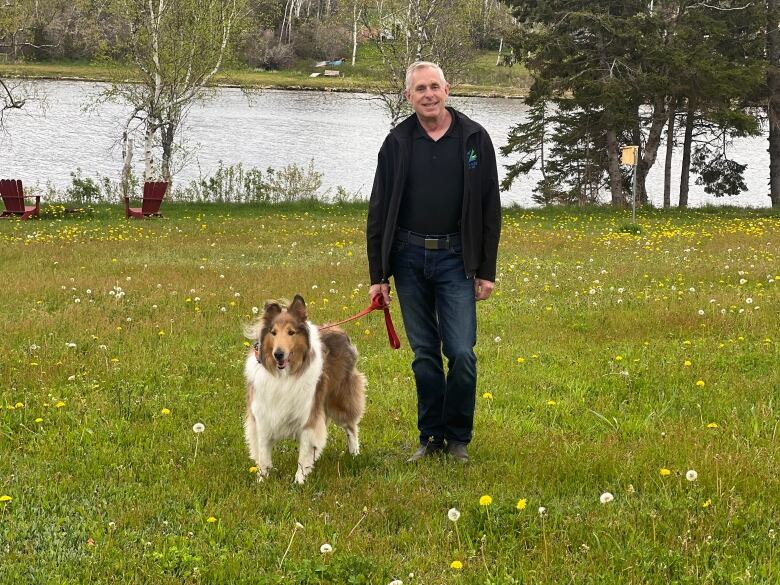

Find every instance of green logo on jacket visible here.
[467,148,478,169]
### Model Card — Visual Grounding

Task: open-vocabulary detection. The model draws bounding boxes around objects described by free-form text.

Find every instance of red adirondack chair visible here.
[124,181,169,219]
[0,179,40,220]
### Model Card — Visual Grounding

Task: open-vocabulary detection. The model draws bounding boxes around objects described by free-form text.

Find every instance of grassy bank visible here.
[1,203,779,583]
[0,48,530,97]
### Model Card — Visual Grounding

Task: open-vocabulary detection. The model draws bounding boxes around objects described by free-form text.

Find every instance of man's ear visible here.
[404,89,412,104]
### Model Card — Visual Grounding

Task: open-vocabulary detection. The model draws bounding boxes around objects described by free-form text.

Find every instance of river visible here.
[1,81,773,208]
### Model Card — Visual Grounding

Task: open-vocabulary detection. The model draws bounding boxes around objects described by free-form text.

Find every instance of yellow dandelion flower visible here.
[0,495,12,503]
[516,357,525,364]
[482,392,493,400]
[707,422,718,429]
[158,330,165,336]
[15,402,24,408]
[55,401,65,408]
[659,468,671,477]
[696,380,705,387]
[479,495,493,506]
[614,355,623,361]
[450,560,463,570]
[207,516,217,523]
[547,400,557,406]
[249,466,258,474]
[35,417,43,423]
[702,499,711,508]
[161,408,171,415]
[516,498,527,511]
[243,341,251,347]
[684,360,692,367]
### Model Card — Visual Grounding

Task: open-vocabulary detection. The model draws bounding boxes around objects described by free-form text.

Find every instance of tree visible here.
[102,0,243,187]
[363,0,475,126]
[768,0,780,207]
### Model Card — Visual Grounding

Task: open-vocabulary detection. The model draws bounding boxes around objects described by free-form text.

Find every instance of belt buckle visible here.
[424,238,439,250]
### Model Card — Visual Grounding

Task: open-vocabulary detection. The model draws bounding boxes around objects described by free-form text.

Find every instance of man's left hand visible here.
[474,278,494,301]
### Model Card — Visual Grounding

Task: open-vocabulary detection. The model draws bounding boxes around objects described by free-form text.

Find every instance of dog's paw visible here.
[294,471,307,485]
[256,468,271,483]
[349,444,360,456]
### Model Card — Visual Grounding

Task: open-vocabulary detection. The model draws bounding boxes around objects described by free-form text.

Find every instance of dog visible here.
[244,294,366,484]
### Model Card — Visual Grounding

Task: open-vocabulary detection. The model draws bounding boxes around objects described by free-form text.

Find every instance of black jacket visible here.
[367,108,501,284]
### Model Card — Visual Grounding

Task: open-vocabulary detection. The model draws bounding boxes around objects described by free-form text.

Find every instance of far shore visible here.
[0,62,529,99]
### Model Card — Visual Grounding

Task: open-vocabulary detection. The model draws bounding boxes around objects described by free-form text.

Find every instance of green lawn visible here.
[1,203,779,583]
[0,47,529,97]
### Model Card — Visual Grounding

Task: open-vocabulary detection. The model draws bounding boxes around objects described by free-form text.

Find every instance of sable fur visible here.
[244,295,366,484]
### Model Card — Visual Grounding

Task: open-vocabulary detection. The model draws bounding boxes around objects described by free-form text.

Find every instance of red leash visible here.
[320,293,401,349]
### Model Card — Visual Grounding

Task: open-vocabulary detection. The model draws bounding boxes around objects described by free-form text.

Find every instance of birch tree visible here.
[103,0,243,187]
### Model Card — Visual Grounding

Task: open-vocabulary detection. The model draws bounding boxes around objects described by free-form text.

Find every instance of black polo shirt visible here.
[397,112,463,235]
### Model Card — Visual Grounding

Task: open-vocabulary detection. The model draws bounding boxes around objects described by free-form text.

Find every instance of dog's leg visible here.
[344,423,360,456]
[254,435,273,482]
[244,411,259,461]
[295,418,327,484]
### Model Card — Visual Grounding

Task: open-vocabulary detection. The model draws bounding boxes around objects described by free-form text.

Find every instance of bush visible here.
[293,20,351,60]
[65,169,104,205]
[262,43,295,70]
[266,161,322,202]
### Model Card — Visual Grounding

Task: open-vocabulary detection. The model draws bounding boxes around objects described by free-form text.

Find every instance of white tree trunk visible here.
[352,5,359,66]
[122,133,134,198]
[144,123,154,181]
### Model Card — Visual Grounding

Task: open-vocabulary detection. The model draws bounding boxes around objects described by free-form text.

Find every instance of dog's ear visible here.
[288,294,307,321]
[263,302,282,321]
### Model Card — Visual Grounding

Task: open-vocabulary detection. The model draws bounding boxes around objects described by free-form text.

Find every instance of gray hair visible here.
[405,61,447,92]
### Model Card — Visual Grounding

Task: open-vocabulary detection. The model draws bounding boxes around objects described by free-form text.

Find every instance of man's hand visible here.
[474,278,494,301]
[369,283,391,306]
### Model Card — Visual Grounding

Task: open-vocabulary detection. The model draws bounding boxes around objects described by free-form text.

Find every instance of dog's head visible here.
[254,294,312,376]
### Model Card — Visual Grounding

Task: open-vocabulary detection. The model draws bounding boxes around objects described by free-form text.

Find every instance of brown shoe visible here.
[406,441,444,463]
[445,441,469,463]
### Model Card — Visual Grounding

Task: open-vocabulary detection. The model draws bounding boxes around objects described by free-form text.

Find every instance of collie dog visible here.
[244,294,366,484]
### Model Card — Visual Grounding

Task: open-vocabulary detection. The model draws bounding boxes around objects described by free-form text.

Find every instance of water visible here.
[1,80,773,207]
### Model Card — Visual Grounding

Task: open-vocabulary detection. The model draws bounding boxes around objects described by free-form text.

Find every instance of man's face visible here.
[405,67,450,121]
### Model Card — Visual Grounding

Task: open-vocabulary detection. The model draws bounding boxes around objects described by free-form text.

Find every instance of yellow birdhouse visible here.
[621,146,638,166]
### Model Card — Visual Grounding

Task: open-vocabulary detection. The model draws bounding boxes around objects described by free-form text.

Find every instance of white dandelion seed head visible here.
[746,298,753,304]
[192,422,205,433]
[686,469,698,482]
[252,306,259,315]
[599,492,614,504]
[320,543,333,554]
[494,336,502,343]
[388,580,404,585]
[538,506,547,517]
[447,508,461,522]
[295,521,304,529]
[697,309,705,316]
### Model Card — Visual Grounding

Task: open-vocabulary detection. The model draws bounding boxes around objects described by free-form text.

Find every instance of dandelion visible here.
[516,357,525,364]
[686,469,698,482]
[697,309,705,316]
[161,408,171,415]
[279,522,304,568]
[516,498,527,511]
[450,560,463,570]
[546,400,557,406]
[696,380,705,387]
[684,360,692,367]
[538,506,547,517]
[479,495,493,506]
[192,422,205,463]
[746,298,753,304]
[249,466,258,474]
[0,495,12,503]
[707,422,718,429]
[447,508,461,522]
[659,468,671,477]
[207,516,217,523]
[482,392,493,400]
[494,336,502,343]
[702,499,711,508]
[320,543,333,554]
[35,418,43,423]
[55,401,65,408]
[388,580,404,585]
[599,492,614,504]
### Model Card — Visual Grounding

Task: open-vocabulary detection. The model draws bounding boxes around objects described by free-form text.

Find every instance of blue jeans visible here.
[391,238,477,444]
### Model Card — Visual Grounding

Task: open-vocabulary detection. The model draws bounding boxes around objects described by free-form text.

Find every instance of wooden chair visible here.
[0,179,40,220]
[124,181,169,219]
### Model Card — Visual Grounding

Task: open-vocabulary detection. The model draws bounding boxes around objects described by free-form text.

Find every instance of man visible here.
[366,61,501,463]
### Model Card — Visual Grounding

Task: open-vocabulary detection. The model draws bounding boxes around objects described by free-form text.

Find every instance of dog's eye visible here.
[287,330,296,336]
[270,330,277,336]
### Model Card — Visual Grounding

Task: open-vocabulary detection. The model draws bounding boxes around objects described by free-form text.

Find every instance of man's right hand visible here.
[369,283,391,306]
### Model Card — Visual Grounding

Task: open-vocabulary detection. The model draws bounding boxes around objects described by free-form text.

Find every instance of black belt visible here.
[396,229,461,250]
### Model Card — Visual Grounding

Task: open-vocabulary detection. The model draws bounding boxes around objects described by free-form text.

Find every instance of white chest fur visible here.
[244,323,324,441]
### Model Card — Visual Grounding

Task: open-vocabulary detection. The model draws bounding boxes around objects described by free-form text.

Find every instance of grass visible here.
[0,47,529,97]
[0,202,779,583]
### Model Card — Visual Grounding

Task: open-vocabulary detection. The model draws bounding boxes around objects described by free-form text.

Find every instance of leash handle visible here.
[371,293,401,349]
